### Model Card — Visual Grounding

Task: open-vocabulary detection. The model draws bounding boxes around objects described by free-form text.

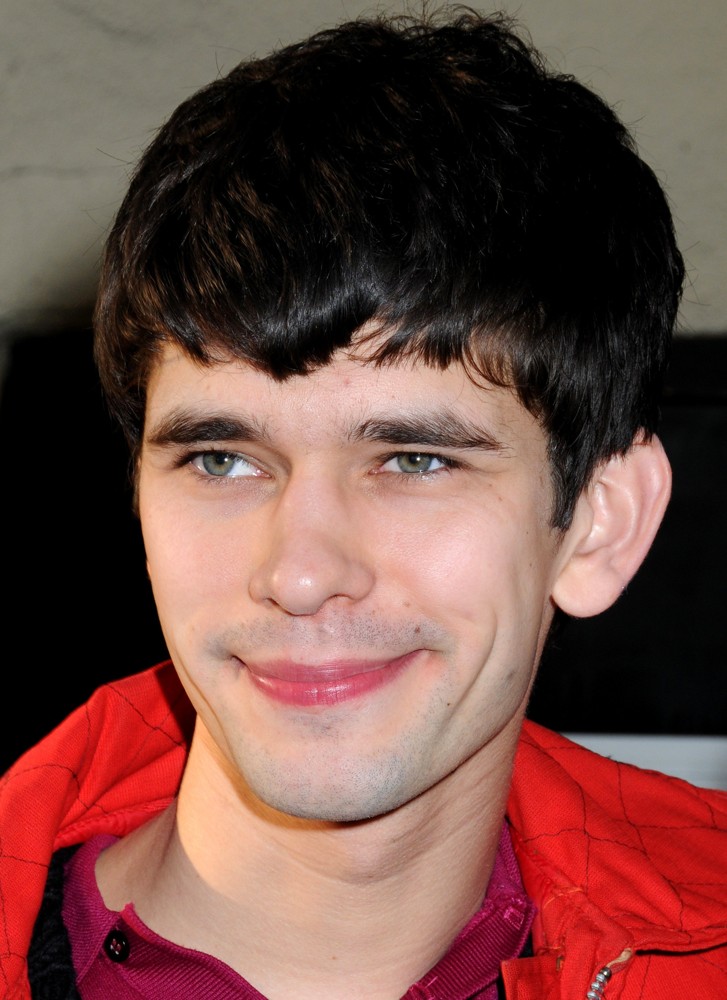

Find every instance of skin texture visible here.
[138,344,568,823]
[95,342,670,998]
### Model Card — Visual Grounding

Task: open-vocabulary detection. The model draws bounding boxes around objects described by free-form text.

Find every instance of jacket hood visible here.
[508,720,727,959]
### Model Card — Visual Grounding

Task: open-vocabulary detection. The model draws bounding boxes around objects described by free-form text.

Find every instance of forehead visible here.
[143,344,545,455]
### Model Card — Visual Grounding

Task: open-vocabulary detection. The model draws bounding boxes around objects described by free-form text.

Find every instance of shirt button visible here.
[103,929,130,963]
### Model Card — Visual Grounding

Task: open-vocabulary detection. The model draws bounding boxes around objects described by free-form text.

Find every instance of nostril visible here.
[248,537,374,616]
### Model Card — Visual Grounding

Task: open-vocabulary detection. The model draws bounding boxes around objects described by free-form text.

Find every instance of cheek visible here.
[141,491,245,594]
[396,500,558,703]
[141,501,221,635]
[388,500,551,620]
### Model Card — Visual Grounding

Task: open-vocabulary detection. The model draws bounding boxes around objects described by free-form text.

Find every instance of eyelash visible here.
[377,452,461,477]
[176,449,463,480]
[183,450,263,479]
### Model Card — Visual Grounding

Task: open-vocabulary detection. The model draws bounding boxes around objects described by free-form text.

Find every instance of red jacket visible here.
[1,663,726,999]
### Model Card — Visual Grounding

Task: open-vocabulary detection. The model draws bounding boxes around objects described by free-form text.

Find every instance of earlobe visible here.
[551,435,672,618]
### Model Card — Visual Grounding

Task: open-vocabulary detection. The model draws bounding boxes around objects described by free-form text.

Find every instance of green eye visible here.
[389,453,445,474]
[192,452,258,477]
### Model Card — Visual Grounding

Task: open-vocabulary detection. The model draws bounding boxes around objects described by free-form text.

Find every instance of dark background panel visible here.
[0,329,725,772]
[0,327,168,771]
[530,337,727,732]
[531,406,727,733]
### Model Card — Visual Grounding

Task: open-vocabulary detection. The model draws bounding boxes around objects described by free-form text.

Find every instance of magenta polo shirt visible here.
[62,823,534,999]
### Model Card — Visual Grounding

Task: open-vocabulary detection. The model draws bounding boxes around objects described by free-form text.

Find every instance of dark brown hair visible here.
[94,8,684,527]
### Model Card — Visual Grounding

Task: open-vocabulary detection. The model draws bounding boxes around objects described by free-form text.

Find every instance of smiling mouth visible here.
[240,652,419,707]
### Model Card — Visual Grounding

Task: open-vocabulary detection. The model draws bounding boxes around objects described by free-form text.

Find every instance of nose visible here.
[248,475,375,616]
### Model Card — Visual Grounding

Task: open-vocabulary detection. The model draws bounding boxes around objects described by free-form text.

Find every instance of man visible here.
[1,9,725,998]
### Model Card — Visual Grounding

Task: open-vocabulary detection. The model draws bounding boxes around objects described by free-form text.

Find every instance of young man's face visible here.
[139,343,573,822]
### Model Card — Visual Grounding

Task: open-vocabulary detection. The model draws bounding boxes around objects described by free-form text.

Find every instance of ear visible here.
[551,435,672,618]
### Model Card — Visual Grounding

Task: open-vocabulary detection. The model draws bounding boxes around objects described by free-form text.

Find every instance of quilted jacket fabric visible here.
[1,662,726,999]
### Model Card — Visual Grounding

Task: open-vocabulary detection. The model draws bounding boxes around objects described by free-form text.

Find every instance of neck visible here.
[97,719,520,1000]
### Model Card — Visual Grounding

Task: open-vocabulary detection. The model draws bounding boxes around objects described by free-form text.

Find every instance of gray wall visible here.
[2,0,727,341]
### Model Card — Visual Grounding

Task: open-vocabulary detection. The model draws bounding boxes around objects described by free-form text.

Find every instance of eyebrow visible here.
[354,412,506,452]
[145,411,271,448]
[145,407,507,454]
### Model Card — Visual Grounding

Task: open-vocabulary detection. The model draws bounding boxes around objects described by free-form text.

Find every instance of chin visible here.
[251,779,408,824]
[241,754,425,825]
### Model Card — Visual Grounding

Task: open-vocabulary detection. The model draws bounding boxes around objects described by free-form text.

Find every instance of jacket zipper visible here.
[586,966,611,998]
[586,948,633,998]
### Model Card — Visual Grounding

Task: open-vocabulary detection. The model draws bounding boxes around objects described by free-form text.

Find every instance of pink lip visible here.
[242,652,418,707]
